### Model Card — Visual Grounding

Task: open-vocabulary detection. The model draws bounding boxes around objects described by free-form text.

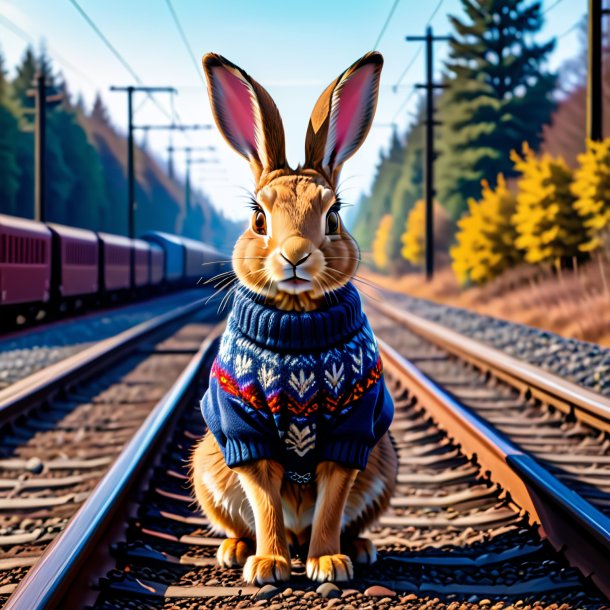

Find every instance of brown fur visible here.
[191,51,397,585]
[191,430,397,583]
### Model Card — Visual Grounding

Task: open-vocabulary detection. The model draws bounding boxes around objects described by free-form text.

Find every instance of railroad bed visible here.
[0,300,221,605]
[5,314,607,609]
[0,289,209,392]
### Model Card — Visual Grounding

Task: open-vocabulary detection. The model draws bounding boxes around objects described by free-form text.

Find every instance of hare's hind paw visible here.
[346,537,377,565]
[306,554,353,582]
[243,554,291,584]
[217,537,254,568]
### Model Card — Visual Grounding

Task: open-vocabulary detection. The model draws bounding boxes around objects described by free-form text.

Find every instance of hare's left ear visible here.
[304,52,383,185]
[202,53,287,183]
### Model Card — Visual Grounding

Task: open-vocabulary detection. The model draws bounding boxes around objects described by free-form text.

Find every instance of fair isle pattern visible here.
[212,318,382,418]
[201,283,394,484]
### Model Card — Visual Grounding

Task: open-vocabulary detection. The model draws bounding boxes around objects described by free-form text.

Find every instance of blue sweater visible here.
[201,283,394,484]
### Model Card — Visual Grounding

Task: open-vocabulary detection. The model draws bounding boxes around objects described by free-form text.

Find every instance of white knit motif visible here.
[284,422,316,457]
[289,369,316,398]
[234,354,253,377]
[324,361,345,393]
[259,363,280,390]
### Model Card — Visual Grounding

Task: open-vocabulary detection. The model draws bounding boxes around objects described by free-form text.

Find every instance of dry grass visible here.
[361,256,610,347]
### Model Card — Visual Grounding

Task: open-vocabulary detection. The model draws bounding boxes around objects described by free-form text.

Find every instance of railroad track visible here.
[4,300,609,609]
[0,289,208,392]
[0,296,222,605]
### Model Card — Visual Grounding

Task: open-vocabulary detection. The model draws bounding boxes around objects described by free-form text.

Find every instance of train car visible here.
[132,239,151,288]
[0,214,51,308]
[141,232,185,283]
[97,232,131,292]
[181,236,223,282]
[47,223,98,299]
[148,242,165,286]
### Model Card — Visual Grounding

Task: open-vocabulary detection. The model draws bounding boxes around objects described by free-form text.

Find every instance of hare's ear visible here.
[305,52,383,185]
[202,53,287,181]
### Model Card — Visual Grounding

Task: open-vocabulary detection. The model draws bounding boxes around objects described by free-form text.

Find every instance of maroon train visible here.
[0,214,224,324]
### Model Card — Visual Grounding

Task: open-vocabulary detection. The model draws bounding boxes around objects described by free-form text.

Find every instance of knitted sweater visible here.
[201,282,394,484]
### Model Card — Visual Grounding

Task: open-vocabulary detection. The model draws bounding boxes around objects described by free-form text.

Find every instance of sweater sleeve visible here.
[201,374,281,469]
[318,374,394,470]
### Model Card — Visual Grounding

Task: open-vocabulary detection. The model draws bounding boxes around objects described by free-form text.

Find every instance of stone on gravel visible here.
[364,585,397,597]
[254,584,279,600]
[316,582,341,598]
[25,457,43,474]
[401,593,417,602]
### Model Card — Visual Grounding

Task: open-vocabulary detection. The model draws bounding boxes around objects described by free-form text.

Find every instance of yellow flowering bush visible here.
[511,143,586,265]
[451,175,519,285]
[572,138,610,251]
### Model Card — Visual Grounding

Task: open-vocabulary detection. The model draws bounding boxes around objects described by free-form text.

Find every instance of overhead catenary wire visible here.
[393,0,445,91]
[391,85,418,123]
[373,0,401,49]
[557,21,581,39]
[67,0,173,121]
[0,14,96,86]
[164,0,205,85]
[543,0,566,15]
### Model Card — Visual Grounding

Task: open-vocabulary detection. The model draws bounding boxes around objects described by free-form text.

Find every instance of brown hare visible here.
[191,51,398,586]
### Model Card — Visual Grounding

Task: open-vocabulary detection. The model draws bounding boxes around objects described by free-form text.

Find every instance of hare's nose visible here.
[280,237,312,267]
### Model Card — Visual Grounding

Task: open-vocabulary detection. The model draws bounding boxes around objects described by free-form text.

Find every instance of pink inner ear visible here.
[332,64,376,165]
[214,68,257,158]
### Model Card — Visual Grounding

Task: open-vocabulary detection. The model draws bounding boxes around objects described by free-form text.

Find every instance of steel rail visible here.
[4,323,224,610]
[370,299,610,433]
[0,295,210,427]
[378,337,610,598]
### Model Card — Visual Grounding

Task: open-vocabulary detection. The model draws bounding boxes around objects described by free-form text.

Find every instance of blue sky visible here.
[0,0,586,222]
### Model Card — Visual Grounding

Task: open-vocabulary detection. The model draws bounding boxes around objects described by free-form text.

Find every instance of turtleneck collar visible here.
[229,283,365,352]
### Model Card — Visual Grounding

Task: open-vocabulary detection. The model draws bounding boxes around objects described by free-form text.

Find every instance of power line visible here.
[373,0,401,49]
[425,0,446,27]
[391,85,418,122]
[0,14,96,86]
[67,0,172,120]
[543,0,566,15]
[557,21,580,39]
[164,0,205,85]
[393,0,445,90]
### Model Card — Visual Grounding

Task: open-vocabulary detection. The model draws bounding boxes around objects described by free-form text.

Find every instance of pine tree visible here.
[350,136,405,252]
[386,103,426,272]
[437,0,556,219]
[451,175,519,284]
[0,49,21,216]
[572,138,610,251]
[372,214,394,270]
[512,144,586,265]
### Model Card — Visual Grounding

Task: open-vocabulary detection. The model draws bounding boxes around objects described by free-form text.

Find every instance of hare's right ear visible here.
[202,53,287,182]
[305,52,383,186]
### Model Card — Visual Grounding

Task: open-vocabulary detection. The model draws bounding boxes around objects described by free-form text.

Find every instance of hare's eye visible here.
[252,210,267,235]
[326,210,340,235]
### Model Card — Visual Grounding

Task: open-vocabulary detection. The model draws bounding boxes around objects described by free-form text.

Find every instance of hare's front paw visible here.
[347,537,377,565]
[243,554,291,584]
[306,554,353,582]
[217,537,254,568]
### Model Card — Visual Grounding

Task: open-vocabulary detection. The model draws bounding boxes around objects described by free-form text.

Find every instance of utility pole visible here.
[27,73,62,222]
[167,144,215,185]
[185,156,219,214]
[110,86,177,240]
[406,27,450,281]
[588,0,610,141]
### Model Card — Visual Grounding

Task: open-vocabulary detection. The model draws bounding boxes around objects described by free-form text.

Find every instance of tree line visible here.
[0,45,238,249]
[354,0,610,283]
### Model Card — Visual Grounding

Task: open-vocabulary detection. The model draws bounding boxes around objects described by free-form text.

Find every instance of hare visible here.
[191,51,398,586]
